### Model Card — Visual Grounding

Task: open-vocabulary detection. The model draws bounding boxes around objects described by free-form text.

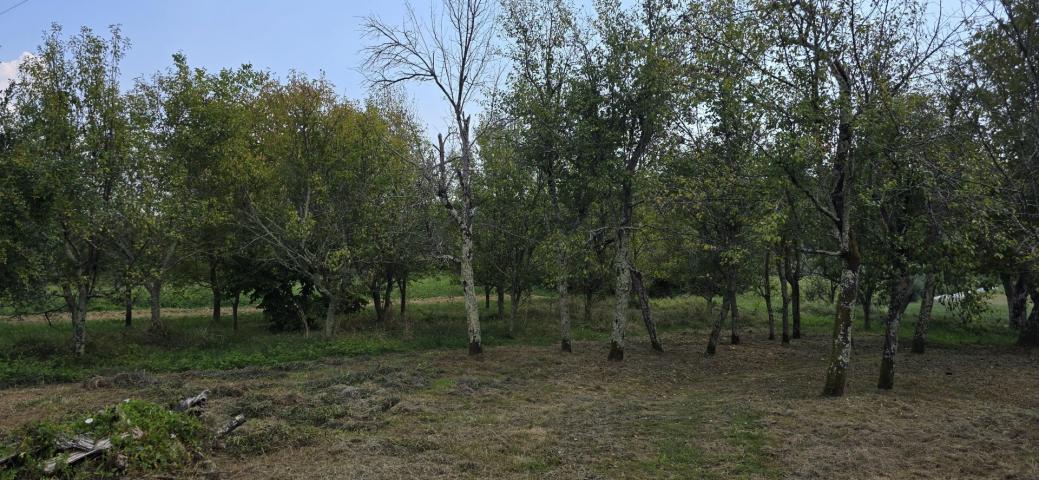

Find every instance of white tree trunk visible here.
[609,230,630,361]
[460,229,483,354]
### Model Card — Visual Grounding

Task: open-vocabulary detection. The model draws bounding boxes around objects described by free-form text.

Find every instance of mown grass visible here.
[0,274,1019,388]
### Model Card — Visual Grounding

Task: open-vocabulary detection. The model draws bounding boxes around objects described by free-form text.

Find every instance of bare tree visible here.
[364,0,497,354]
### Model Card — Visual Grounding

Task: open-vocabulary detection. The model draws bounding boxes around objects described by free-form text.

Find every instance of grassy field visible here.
[0,276,1034,478]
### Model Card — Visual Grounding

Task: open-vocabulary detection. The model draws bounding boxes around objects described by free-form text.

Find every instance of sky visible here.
[0,0,479,134]
[0,0,970,134]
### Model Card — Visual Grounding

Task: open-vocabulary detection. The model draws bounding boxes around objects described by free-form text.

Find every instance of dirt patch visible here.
[0,330,1036,479]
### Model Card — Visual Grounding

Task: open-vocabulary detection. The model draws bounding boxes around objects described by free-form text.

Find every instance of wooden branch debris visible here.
[175,390,209,413]
[42,428,143,474]
[215,414,246,438]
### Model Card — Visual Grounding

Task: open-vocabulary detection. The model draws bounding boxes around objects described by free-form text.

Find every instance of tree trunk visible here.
[763,251,775,340]
[399,273,410,337]
[1018,286,1039,347]
[778,252,790,345]
[558,276,572,353]
[484,285,490,309]
[912,272,936,354]
[497,286,505,320]
[791,249,802,339]
[878,274,914,390]
[124,284,133,327]
[460,230,482,355]
[729,289,741,345]
[822,70,859,396]
[232,291,240,332]
[146,279,165,334]
[706,295,732,356]
[861,281,875,331]
[372,277,385,322]
[1004,274,1029,330]
[609,225,632,362]
[64,284,89,357]
[209,260,221,324]
[508,284,520,338]
[323,295,337,338]
[630,269,663,352]
[383,273,393,324]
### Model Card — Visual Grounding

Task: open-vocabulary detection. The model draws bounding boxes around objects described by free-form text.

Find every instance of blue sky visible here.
[0,0,482,134]
[0,0,968,134]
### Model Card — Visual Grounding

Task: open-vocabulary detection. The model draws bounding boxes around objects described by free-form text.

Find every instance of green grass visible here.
[0,286,1021,388]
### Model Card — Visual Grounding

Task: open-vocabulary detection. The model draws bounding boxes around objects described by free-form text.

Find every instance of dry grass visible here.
[1,328,1036,479]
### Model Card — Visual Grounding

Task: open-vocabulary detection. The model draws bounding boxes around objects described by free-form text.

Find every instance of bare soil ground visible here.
[1,329,1036,479]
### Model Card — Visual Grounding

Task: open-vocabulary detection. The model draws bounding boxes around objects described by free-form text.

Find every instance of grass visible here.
[0,274,1020,388]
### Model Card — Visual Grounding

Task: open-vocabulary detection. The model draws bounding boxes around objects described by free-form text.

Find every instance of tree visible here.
[364,0,497,354]
[580,0,684,361]
[10,25,131,355]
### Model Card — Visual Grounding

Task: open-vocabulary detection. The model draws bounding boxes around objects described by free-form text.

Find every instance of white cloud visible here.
[0,52,34,91]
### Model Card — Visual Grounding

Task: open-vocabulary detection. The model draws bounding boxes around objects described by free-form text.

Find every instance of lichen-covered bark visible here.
[912,272,936,354]
[146,279,165,334]
[878,275,913,390]
[609,228,631,362]
[460,232,482,355]
[823,263,858,396]
[64,284,89,357]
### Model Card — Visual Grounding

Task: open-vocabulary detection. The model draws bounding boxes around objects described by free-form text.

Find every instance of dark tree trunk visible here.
[209,260,221,324]
[372,277,385,322]
[778,252,790,345]
[232,291,240,332]
[630,269,663,352]
[1004,274,1029,330]
[383,272,394,323]
[496,286,505,320]
[399,274,410,337]
[861,282,875,331]
[484,285,490,309]
[912,272,936,354]
[763,251,775,340]
[706,294,732,356]
[878,274,914,390]
[1019,286,1039,347]
[729,289,741,345]
[124,284,133,328]
[791,249,802,339]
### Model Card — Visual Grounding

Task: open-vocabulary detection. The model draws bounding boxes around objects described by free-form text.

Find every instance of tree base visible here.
[910,338,925,354]
[651,340,663,352]
[730,334,740,345]
[468,341,483,355]
[561,339,573,353]
[1017,329,1039,347]
[781,334,790,345]
[877,358,895,390]
[705,341,717,357]
[607,342,624,361]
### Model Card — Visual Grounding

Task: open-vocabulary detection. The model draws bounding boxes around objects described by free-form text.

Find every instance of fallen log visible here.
[215,414,246,438]
[175,390,209,412]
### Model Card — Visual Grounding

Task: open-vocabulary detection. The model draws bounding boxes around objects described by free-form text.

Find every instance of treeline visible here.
[1,0,1038,397]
